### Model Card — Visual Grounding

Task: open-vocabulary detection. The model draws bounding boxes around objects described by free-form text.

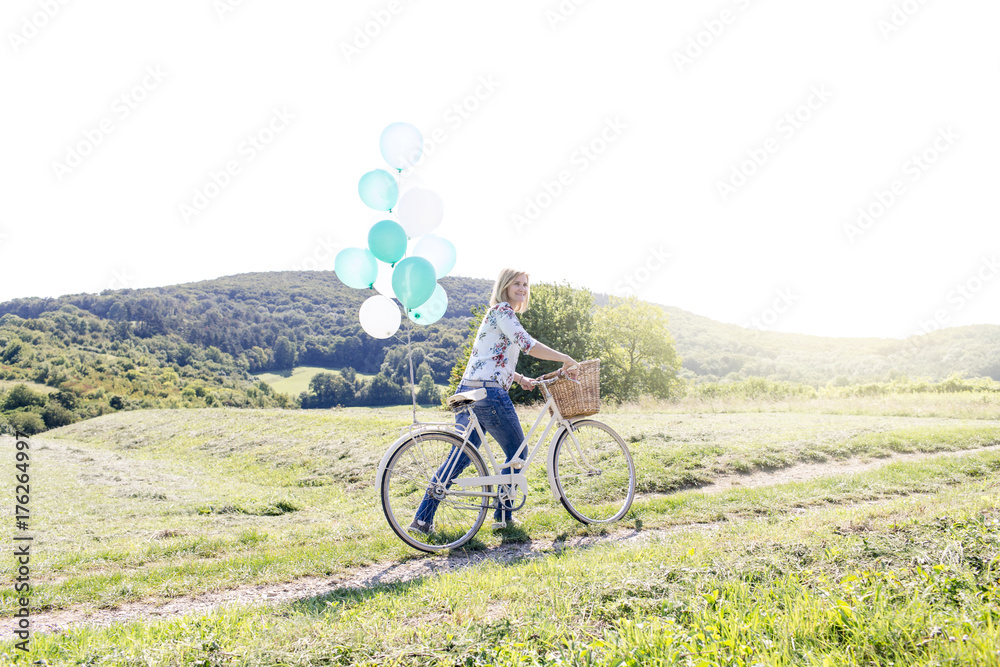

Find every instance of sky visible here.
[2,0,998,340]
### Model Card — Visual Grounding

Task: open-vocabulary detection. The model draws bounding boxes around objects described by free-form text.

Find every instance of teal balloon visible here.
[391,256,436,310]
[335,248,378,289]
[367,219,408,265]
[407,284,448,325]
[358,169,399,211]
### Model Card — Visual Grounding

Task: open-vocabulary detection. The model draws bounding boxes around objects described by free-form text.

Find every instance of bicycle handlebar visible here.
[531,365,581,387]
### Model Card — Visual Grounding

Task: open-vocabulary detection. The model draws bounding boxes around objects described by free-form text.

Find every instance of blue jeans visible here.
[414,385,526,524]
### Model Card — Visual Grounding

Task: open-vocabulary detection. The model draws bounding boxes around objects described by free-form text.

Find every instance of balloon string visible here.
[406,318,417,425]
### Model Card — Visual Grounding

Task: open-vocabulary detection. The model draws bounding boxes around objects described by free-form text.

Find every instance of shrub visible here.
[42,403,75,429]
[1,384,47,411]
[6,410,46,435]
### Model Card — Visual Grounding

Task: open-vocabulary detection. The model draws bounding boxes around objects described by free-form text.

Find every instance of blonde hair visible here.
[490,268,530,313]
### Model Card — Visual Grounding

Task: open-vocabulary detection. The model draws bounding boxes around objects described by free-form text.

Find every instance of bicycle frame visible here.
[450,386,570,505]
[374,381,581,505]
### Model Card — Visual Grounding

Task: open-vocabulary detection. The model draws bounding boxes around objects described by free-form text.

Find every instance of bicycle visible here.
[377,369,636,552]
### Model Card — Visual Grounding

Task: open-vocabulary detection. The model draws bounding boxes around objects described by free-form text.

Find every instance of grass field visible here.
[255,366,448,402]
[0,380,56,394]
[2,394,1000,665]
[254,366,373,397]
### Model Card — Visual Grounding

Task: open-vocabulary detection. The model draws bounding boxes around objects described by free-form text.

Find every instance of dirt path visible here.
[701,442,1000,493]
[11,443,1000,638]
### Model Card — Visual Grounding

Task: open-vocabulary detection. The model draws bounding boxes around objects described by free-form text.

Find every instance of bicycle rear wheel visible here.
[381,431,491,552]
[553,420,635,524]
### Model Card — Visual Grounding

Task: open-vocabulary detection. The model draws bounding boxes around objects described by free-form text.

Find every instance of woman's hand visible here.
[561,357,579,380]
[516,374,536,391]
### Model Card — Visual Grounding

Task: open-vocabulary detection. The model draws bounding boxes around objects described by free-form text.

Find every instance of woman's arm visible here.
[526,341,578,379]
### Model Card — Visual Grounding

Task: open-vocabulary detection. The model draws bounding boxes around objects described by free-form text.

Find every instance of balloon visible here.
[407,284,448,325]
[373,259,398,300]
[334,248,378,289]
[391,256,437,310]
[396,188,443,237]
[359,295,401,339]
[367,219,408,265]
[412,234,457,278]
[358,169,399,211]
[379,122,424,171]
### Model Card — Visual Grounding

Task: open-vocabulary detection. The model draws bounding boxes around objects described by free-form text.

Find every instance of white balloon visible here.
[373,260,398,299]
[412,234,457,278]
[397,171,427,196]
[379,123,424,171]
[396,188,444,237]
[359,295,401,339]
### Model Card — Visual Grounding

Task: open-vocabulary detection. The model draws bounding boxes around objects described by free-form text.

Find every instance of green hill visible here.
[1,271,998,434]
[662,305,1000,384]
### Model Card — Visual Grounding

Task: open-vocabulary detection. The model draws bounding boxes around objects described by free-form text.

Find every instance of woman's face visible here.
[506,274,529,307]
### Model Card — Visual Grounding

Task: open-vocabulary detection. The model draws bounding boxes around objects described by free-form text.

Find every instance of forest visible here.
[1,270,998,434]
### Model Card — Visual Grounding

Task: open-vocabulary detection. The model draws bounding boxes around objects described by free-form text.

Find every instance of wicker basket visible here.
[540,358,601,418]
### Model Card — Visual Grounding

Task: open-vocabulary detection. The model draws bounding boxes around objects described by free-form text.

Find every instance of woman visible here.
[410,268,579,532]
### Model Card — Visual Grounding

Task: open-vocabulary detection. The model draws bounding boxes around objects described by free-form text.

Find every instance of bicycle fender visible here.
[546,425,569,501]
[375,427,463,486]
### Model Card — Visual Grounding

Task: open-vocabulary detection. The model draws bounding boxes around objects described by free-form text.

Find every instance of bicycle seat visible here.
[447,388,487,409]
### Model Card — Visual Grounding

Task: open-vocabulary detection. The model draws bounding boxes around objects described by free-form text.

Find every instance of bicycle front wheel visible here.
[553,420,635,524]
[381,431,491,552]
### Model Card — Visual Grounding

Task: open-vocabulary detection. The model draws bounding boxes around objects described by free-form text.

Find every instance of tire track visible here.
[9,443,1000,638]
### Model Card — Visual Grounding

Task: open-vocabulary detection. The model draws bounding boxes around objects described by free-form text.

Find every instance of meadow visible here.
[255,366,376,397]
[2,390,999,665]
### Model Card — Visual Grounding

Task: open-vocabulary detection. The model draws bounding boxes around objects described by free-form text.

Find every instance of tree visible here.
[301,372,354,408]
[6,410,46,435]
[107,301,127,321]
[415,374,440,405]
[592,296,683,402]
[274,336,296,370]
[52,389,79,410]
[1,341,22,363]
[42,402,75,429]
[514,282,594,391]
[364,373,409,406]
[1,384,47,411]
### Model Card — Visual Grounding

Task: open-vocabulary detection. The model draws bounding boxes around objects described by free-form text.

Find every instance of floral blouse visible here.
[462,302,536,389]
